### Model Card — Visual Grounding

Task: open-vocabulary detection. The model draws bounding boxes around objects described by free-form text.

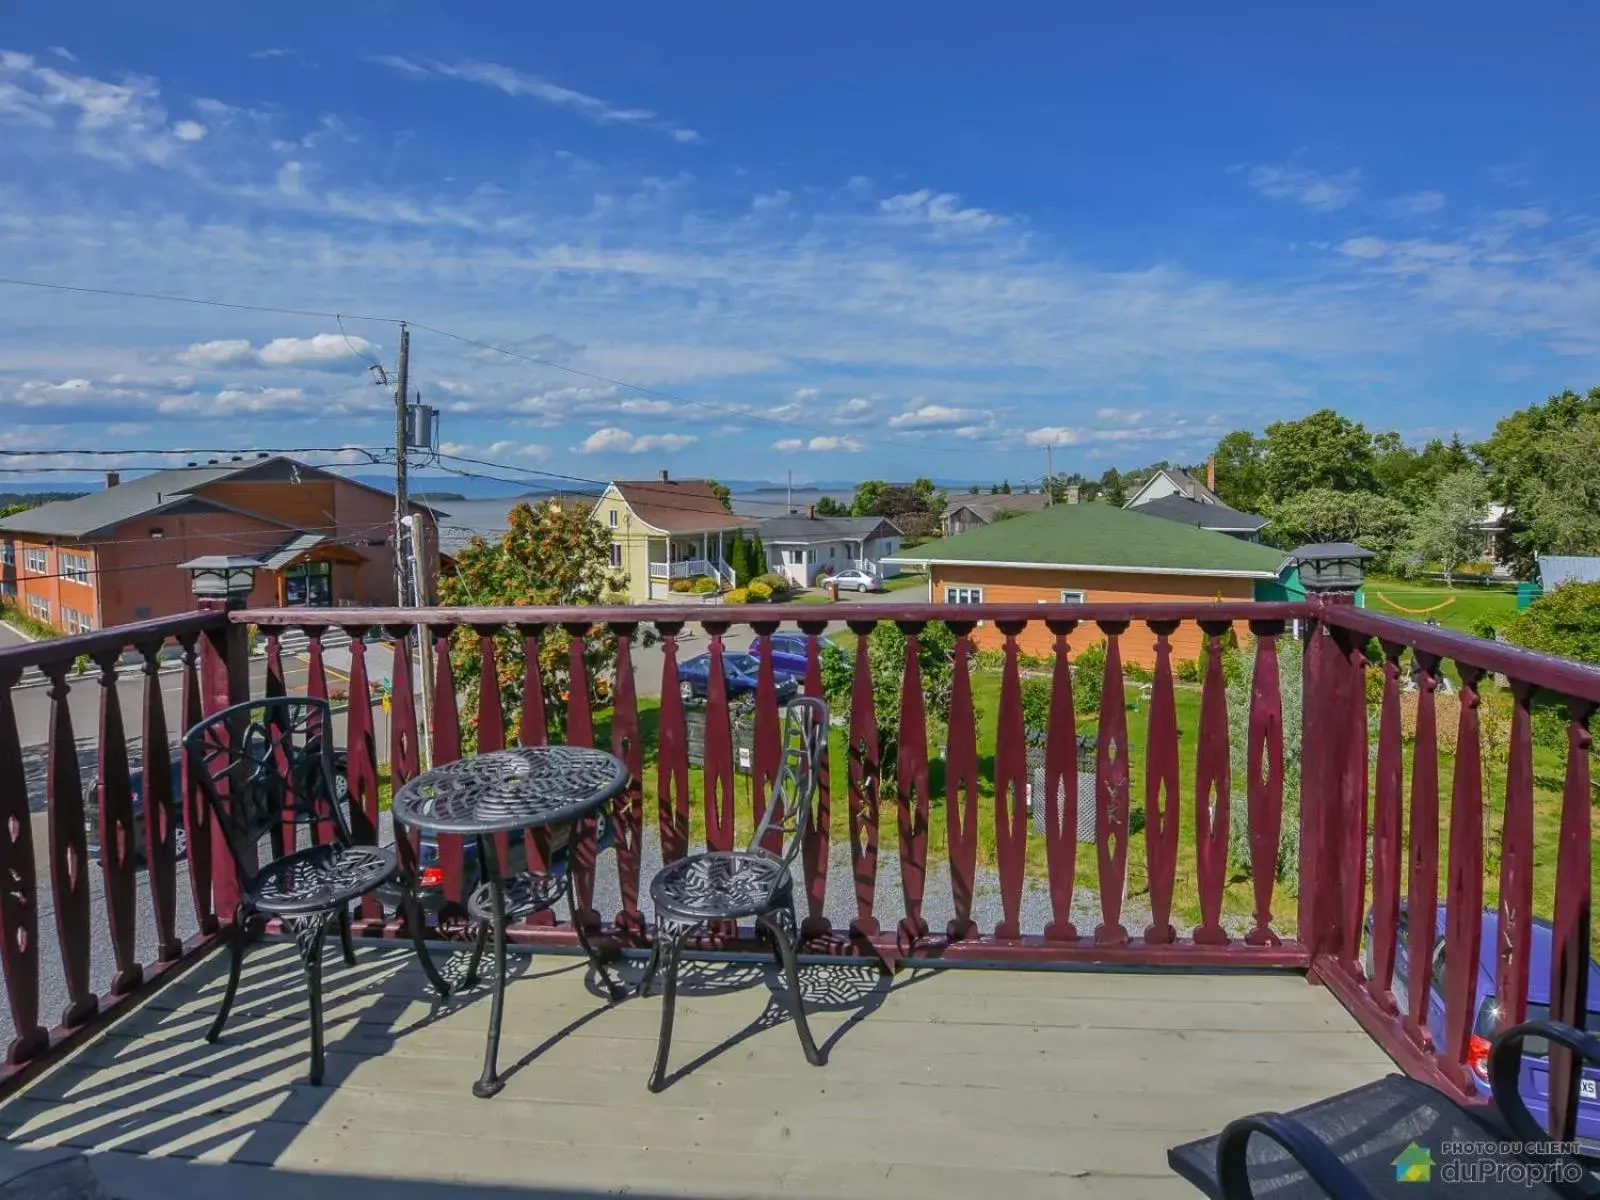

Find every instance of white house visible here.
[1125,465,1223,508]
[753,514,903,587]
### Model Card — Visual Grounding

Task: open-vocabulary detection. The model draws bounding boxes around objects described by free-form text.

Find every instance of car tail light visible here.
[420,867,444,889]
[1468,1034,1493,1081]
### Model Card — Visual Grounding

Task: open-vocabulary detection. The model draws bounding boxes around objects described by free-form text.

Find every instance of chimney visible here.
[105,471,120,489]
[658,469,669,483]
[1207,455,1216,493]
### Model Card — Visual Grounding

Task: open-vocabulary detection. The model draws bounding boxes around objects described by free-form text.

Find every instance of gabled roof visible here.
[887,501,1290,579]
[607,479,751,534]
[945,493,1052,522]
[1127,466,1222,508]
[0,456,390,540]
[1134,494,1268,533]
[755,514,900,543]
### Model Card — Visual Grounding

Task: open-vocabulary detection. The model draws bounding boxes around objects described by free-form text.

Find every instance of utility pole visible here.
[1045,444,1054,506]
[407,511,435,770]
[787,469,793,515]
[392,323,411,607]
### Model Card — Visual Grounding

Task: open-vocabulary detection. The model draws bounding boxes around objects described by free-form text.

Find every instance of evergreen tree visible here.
[727,534,750,585]
[999,479,1012,494]
[749,531,767,578]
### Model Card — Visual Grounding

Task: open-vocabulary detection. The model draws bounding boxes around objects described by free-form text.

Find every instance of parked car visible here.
[86,749,349,864]
[824,567,883,593]
[746,631,845,675]
[677,651,801,703]
[1363,903,1600,1143]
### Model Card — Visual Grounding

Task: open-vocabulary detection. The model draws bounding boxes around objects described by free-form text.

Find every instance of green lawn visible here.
[1362,574,1518,635]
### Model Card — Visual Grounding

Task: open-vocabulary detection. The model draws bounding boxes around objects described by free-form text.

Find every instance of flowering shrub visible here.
[690,577,719,594]
[724,587,751,604]
[746,580,773,601]
[669,578,693,593]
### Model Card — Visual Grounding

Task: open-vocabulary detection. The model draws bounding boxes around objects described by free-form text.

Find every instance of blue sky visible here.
[2,3,1598,489]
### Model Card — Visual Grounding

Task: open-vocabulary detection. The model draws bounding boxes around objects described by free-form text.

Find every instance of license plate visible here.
[1580,1079,1596,1101]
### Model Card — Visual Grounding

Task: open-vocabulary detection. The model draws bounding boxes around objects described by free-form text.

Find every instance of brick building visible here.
[0,456,425,632]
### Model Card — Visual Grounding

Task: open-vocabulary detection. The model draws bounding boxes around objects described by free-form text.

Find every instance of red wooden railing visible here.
[236,601,1310,968]
[0,593,1593,1141]
[0,607,231,1090]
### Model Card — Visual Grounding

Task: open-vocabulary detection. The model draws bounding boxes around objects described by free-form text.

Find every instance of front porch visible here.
[0,942,1391,1199]
[644,531,734,595]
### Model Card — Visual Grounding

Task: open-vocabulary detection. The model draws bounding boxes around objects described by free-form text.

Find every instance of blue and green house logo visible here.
[1393,1142,1433,1183]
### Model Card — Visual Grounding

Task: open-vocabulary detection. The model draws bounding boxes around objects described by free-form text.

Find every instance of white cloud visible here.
[752,190,791,211]
[1095,407,1150,423]
[1247,163,1361,213]
[47,46,75,62]
[790,387,820,401]
[888,403,991,430]
[880,189,1006,230]
[162,386,305,415]
[577,427,697,454]
[1024,427,1082,447]
[771,435,864,453]
[276,160,304,195]
[370,56,701,144]
[1390,190,1445,215]
[249,48,297,60]
[176,333,380,371]
[172,119,207,142]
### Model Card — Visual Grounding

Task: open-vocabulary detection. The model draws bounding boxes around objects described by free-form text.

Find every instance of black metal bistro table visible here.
[392,745,629,1098]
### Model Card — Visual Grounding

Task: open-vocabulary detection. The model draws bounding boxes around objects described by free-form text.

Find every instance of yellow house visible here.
[594,472,752,602]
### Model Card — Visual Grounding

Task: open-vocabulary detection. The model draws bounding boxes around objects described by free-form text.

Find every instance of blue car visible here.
[746,632,845,676]
[1365,903,1600,1142]
[678,651,801,703]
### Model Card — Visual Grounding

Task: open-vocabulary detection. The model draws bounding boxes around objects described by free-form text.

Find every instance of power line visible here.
[0,277,400,325]
[0,445,385,459]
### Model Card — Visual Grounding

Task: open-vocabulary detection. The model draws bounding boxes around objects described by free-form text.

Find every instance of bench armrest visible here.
[1216,1112,1377,1200]
[1490,1018,1600,1145]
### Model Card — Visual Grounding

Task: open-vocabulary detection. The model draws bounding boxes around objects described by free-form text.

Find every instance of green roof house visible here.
[885,501,1293,665]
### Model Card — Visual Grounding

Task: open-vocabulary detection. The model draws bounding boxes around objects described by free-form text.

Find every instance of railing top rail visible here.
[0,609,225,676]
[1317,603,1600,704]
[231,600,1312,628]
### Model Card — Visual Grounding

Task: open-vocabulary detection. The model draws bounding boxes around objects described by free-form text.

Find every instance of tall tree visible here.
[1099,467,1127,507]
[706,479,733,512]
[1267,487,1409,569]
[728,532,752,585]
[1519,412,1600,556]
[814,496,848,517]
[998,479,1012,494]
[1406,469,1492,583]
[1211,430,1267,513]
[849,480,888,517]
[1261,409,1377,504]
[748,529,767,576]
[1478,387,1600,573]
[440,500,631,742]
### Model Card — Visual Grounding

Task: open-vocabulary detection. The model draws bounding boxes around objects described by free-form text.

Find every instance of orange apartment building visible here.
[0,456,430,633]
[886,500,1294,666]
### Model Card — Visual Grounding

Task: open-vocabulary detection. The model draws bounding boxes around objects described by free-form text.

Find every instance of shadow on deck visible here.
[0,943,1396,1199]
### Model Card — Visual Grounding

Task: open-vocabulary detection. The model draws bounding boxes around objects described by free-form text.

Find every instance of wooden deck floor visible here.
[0,941,1396,1199]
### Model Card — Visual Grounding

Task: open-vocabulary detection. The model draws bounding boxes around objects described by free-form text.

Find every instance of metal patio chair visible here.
[638,695,829,1092]
[184,697,449,1085]
[1169,1019,1600,1198]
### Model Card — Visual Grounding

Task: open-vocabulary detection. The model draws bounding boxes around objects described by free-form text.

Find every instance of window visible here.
[60,605,92,634]
[1060,589,1085,604]
[944,586,984,605]
[828,546,836,559]
[0,542,12,566]
[24,548,47,574]
[59,552,90,585]
[283,561,332,606]
[26,594,49,623]
[0,581,14,600]
[610,542,622,568]
[608,509,618,528]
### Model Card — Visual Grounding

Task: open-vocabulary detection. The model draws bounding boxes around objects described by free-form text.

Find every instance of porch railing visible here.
[1,595,1595,1136]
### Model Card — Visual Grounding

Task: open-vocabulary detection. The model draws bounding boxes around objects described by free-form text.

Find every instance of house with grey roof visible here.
[0,455,420,631]
[942,492,1052,537]
[753,513,903,587]
[1123,463,1268,541]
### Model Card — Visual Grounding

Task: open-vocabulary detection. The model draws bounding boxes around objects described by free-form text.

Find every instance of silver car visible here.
[828,567,884,593]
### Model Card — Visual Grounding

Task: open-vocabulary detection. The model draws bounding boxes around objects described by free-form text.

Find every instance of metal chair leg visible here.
[402,888,450,999]
[291,914,330,1086]
[647,930,687,1093]
[473,875,507,1099]
[567,870,623,1003]
[758,911,823,1068]
[206,907,249,1043]
[337,905,357,967]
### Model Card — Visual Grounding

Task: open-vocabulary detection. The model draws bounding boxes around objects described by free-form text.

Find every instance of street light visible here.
[1289,542,1375,594]
[182,555,259,606]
